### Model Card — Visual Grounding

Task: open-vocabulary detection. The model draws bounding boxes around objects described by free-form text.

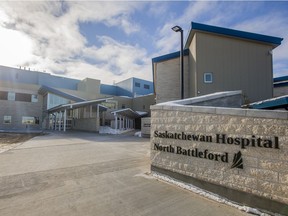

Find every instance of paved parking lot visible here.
[0,131,248,216]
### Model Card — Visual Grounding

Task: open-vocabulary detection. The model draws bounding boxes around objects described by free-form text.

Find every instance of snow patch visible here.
[152,172,273,216]
[99,126,134,135]
[134,131,142,137]
[99,126,120,134]
[134,173,155,179]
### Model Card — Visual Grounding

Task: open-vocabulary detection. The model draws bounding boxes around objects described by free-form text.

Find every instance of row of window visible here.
[3,116,40,124]
[134,82,150,89]
[0,91,38,102]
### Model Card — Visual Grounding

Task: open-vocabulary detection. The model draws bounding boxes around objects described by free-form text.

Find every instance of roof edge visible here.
[152,49,189,63]
[185,22,283,49]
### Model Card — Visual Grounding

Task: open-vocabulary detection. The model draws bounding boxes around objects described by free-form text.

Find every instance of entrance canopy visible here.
[47,98,113,132]
[110,108,147,131]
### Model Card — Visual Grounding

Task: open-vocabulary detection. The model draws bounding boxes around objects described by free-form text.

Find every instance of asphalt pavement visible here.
[0,131,249,216]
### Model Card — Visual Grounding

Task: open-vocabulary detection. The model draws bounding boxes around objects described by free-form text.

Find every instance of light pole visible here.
[172,25,184,99]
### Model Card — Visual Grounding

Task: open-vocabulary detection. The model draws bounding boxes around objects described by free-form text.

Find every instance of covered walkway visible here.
[47,98,110,132]
[47,99,146,133]
[110,108,142,131]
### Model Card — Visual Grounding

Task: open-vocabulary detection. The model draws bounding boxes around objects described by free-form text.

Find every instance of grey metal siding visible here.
[195,32,273,102]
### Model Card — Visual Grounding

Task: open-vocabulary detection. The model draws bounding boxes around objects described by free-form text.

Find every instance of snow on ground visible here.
[134,131,142,137]
[151,172,274,216]
[99,126,135,135]
[99,126,120,134]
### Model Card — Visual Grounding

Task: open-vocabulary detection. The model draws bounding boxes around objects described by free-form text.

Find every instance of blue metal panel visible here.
[132,78,154,97]
[0,65,39,84]
[0,65,80,90]
[38,73,79,90]
[0,65,154,98]
[101,78,154,97]
[100,84,117,95]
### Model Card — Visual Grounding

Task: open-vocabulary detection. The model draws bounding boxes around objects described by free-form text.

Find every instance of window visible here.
[47,93,70,109]
[204,73,213,83]
[122,104,126,109]
[3,116,11,124]
[0,91,7,100]
[144,84,150,89]
[22,116,39,125]
[31,94,38,102]
[15,93,31,102]
[7,92,15,101]
[35,117,40,124]
[135,82,140,87]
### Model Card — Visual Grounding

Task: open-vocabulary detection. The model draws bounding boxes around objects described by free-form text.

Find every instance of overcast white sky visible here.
[0,1,287,84]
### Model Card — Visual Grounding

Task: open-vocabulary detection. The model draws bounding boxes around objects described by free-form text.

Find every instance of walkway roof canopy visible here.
[111,108,145,119]
[248,95,288,110]
[39,85,85,102]
[48,98,113,113]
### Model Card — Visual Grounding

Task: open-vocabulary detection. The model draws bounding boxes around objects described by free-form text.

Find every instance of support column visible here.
[102,111,105,126]
[114,114,118,130]
[96,104,100,132]
[58,112,61,131]
[54,114,57,130]
[119,115,122,130]
[63,109,67,132]
[123,116,125,129]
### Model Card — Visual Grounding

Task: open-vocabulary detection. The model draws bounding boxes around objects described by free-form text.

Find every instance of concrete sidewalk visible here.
[0,131,249,216]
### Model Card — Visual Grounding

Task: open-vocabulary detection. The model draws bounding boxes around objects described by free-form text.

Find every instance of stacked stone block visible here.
[150,104,288,213]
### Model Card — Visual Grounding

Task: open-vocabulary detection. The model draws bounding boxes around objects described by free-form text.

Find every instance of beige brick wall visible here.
[72,118,98,132]
[155,56,189,103]
[151,105,288,205]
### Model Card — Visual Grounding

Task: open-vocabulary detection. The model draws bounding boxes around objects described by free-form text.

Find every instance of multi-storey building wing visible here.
[0,65,154,132]
[152,22,283,104]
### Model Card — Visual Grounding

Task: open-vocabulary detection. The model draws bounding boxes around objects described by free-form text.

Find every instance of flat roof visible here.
[185,22,283,49]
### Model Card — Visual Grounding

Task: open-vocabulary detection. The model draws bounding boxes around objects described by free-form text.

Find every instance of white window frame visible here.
[204,73,213,84]
[3,116,12,124]
[7,92,15,101]
[31,94,38,102]
[22,116,35,125]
